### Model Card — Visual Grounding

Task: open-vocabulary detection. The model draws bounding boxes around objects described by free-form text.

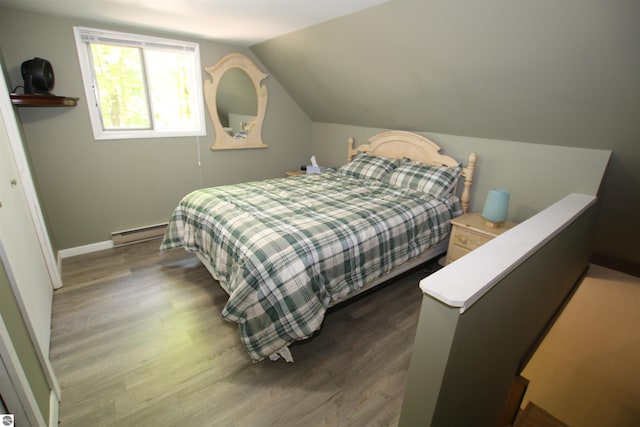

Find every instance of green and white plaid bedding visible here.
[160,171,462,361]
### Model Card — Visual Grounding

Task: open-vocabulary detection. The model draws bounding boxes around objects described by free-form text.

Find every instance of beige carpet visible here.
[521,264,640,426]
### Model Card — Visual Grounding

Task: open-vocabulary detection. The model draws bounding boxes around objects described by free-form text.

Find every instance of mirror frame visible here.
[204,53,268,150]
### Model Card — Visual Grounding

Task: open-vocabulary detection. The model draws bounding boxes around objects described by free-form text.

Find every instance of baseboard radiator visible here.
[111,223,168,247]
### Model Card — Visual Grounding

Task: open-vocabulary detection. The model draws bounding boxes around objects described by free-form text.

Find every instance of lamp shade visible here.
[482,188,510,228]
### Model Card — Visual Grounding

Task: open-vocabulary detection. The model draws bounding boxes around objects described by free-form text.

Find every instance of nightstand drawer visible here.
[451,227,491,251]
[445,213,517,265]
[446,245,470,264]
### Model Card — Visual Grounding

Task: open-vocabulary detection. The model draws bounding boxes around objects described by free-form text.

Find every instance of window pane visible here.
[75,26,205,139]
[90,44,150,129]
[145,49,197,130]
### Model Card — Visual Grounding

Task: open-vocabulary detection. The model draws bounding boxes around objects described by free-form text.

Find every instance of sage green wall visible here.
[311,122,611,223]
[399,201,597,425]
[0,7,312,251]
[252,0,640,268]
[0,255,50,422]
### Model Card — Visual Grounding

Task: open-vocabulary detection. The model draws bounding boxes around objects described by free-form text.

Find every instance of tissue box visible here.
[306,166,326,174]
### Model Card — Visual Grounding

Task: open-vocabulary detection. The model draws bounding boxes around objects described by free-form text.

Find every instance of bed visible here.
[160,130,477,362]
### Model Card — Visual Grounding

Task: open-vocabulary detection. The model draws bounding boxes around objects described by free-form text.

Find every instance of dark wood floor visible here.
[51,239,435,426]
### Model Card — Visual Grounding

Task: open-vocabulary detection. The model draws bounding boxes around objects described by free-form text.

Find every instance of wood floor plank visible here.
[51,240,436,426]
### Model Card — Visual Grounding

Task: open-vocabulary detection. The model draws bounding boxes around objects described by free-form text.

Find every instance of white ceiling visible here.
[0,0,389,46]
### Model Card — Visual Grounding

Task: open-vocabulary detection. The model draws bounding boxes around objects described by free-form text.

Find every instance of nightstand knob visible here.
[459,236,467,244]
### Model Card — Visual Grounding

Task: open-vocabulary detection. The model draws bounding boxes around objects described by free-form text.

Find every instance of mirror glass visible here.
[204,53,268,150]
[216,68,258,137]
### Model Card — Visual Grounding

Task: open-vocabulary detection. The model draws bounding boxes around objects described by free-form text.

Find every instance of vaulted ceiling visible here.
[251,0,640,150]
[0,0,389,46]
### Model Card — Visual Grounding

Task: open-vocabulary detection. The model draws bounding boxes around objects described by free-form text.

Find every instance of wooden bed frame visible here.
[194,130,477,360]
[327,130,478,306]
[196,130,478,305]
[348,130,477,213]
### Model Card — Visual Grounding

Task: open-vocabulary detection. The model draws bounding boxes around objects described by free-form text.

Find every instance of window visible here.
[73,27,205,140]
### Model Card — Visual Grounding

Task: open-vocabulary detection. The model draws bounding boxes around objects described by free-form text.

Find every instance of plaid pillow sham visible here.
[337,152,402,181]
[382,160,462,198]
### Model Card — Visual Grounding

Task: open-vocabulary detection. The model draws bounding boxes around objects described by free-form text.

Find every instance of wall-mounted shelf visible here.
[10,93,78,107]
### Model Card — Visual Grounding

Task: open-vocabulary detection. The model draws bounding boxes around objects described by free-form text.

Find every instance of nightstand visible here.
[286,170,304,177]
[445,212,517,265]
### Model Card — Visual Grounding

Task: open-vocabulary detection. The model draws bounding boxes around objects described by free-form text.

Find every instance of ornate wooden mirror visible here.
[204,53,268,150]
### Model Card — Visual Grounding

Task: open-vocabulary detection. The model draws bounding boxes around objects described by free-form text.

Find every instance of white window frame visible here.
[73,26,206,140]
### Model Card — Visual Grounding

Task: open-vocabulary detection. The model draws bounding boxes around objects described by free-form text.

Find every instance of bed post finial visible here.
[347,137,356,162]
[461,152,478,213]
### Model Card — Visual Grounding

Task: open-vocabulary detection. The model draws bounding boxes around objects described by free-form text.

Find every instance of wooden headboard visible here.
[347,130,478,212]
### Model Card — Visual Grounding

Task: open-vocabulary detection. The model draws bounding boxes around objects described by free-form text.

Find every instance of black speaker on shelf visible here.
[21,57,55,95]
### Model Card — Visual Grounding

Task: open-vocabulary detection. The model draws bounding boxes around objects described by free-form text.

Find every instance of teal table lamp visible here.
[482,188,510,228]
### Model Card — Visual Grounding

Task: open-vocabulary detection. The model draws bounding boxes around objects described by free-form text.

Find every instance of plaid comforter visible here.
[160,171,462,361]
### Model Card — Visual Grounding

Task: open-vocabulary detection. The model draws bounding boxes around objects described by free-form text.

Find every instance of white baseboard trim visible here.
[57,240,113,261]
